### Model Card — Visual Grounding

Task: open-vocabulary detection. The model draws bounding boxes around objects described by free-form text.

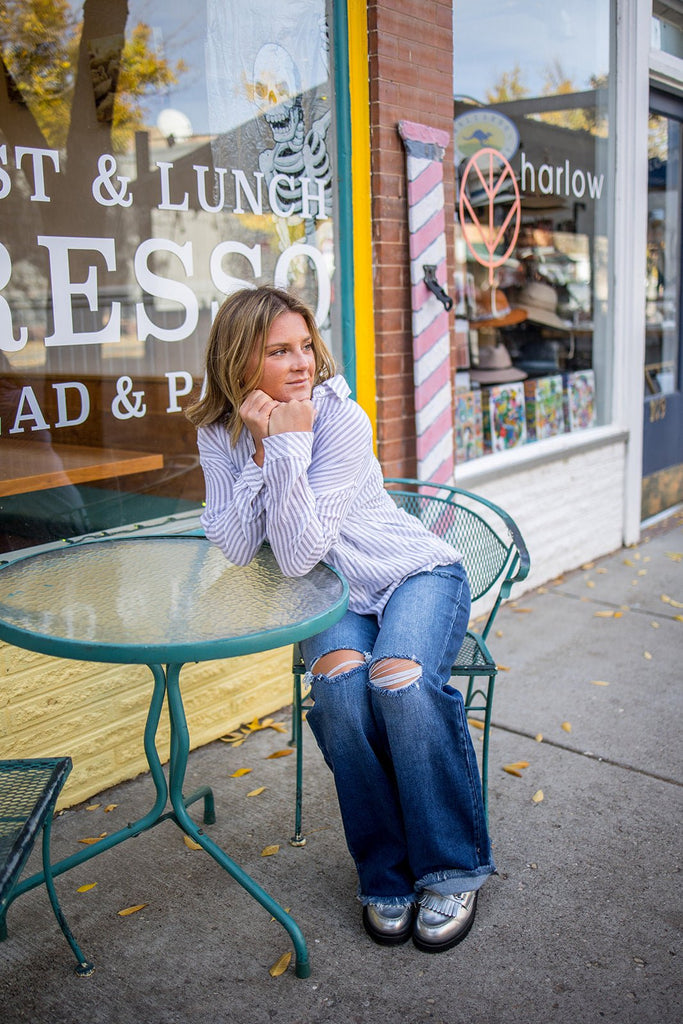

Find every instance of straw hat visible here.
[471,286,526,328]
[515,281,570,330]
[470,342,527,384]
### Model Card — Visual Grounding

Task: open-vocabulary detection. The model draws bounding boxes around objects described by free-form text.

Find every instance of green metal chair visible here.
[290,478,530,845]
[0,757,94,975]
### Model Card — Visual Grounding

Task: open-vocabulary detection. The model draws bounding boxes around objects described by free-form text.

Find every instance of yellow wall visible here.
[0,640,293,810]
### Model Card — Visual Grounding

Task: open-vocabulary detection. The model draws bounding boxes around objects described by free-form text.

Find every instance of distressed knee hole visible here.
[312,649,366,679]
[369,657,422,690]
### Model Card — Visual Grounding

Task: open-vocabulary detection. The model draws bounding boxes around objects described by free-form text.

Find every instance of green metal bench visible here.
[290,479,530,845]
[0,757,94,975]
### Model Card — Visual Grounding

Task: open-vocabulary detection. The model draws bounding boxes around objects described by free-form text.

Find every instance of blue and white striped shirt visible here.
[198,375,462,619]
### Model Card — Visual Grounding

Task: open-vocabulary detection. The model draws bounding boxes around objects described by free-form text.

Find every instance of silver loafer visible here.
[362,902,415,945]
[413,890,478,952]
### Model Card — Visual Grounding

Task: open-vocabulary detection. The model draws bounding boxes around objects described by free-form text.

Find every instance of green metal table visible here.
[0,536,349,978]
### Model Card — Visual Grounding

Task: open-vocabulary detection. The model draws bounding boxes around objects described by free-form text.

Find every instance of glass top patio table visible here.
[0,536,349,978]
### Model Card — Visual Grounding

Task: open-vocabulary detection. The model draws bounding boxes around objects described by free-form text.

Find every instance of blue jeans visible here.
[300,562,494,906]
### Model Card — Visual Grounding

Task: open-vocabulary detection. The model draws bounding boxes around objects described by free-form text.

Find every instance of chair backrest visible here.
[384,478,530,638]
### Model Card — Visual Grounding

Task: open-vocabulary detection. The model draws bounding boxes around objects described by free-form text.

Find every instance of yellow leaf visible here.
[585,580,595,588]
[596,567,608,574]
[643,651,652,660]
[266,749,294,759]
[505,761,530,770]
[230,768,253,778]
[623,558,634,567]
[675,615,683,622]
[496,664,510,672]
[535,733,543,742]
[495,629,504,638]
[512,607,533,614]
[590,680,610,686]
[561,721,572,733]
[261,844,280,857]
[269,951,292,977]
[183,835,202,850]
[78,833,107,845]
[614,611,623,618]
[532,790,544,803]
[268,722,288,734]
[503,766,523,777]
[650,621,660,629]
[637,569,647,577]
[247,787,266,797]
[661,594,683,608]
[117,903,148,917]
[77,883,97,893]
[581,561,595,570]
[86,803,100,811]
[594,610,616,618]
[104,804,117,812]
[665,551,682,562]
[467,718,485,730]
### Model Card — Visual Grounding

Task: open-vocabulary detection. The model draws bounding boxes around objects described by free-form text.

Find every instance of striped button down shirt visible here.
[198,375,462,619]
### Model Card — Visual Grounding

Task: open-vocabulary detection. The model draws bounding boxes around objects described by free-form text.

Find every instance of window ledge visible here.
[454,425,629,487]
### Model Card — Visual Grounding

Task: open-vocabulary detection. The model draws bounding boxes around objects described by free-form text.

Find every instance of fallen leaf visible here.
[643,651,652,660]
[77,883,97,893]
[651,621,660,629]
[535,733,543,742]
[505,761,530,770]
[266,749,294,759]
[78,833,107,845]
[512,607,533,614]
[86,803,100,811]
[104,804,117,813]
[675,615,683,623]
[230,768,253,778]
[581,561,595,570]
[596,567,608,574]
[561,721,572,733]
[183,835,202,850]
[661,594,683,608]
[117,903,148,917]
[496,664,510,672]
[590,679,610,686]
[623,558,634,567]
[665,551,682,562]
[269,951,292,977]
[467,718,485,730]
[594,610,617,618]
[585,580,595,588]
[495,629,504,638]
[532,790,544,803]
[502,766,523,777]
[637,569,647,577]
[614,611,623,618]
[268,722,288,734]
[261,845,280,857]
[247,787,266,797]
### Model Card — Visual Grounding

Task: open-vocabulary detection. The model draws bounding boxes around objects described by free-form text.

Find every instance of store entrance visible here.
[642,88,683,519]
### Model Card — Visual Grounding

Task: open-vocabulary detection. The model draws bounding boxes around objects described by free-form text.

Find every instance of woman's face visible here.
[248,311,316,403]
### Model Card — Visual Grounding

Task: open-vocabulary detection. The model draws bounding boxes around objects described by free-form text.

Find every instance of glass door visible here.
[642,88,683,518]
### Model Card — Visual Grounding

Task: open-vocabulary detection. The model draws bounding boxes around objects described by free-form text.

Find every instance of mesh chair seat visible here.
[289,479,530,845]
[0,758,93,975]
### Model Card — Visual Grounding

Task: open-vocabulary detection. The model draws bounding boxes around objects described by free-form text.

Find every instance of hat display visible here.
[470,342,528,384]
[515,281,570,331]
[471,287,526,329]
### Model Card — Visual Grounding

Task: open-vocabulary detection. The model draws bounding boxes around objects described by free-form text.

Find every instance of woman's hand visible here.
[239,391,316,466]
[268,399,316,435]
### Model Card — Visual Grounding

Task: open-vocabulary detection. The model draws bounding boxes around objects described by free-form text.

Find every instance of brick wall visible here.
[367,0,456,477]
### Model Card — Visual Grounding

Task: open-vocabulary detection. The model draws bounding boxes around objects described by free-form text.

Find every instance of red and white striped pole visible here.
[398,120,454,484]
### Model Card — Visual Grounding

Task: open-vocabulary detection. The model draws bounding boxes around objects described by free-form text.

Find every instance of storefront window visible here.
[452,0,612,461]
[0,0,338,552]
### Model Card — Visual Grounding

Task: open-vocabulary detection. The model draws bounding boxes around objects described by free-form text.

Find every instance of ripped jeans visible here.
[300,562,494,907]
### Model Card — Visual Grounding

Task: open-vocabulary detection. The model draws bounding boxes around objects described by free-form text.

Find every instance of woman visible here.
[186,286,494,952]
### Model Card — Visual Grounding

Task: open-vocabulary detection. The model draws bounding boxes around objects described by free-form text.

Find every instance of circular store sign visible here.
[453,109,520,164]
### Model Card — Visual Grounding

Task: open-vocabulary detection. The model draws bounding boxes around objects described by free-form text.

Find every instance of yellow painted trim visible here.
[347,0,377,435]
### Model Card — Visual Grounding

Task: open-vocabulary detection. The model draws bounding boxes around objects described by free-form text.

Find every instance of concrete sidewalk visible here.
[1,513,681,1024]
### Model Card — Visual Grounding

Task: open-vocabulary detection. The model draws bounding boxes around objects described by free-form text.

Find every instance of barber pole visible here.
[398,120,454,484]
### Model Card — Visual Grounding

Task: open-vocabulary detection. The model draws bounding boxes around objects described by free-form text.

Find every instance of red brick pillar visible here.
[367,0,456,478]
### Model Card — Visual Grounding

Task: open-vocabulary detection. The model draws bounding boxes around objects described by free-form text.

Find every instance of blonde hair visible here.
[185,286,336,443]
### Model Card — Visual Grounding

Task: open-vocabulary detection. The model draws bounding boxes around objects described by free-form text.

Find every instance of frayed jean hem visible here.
[416,864,494,896]
[358,892,417,908]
